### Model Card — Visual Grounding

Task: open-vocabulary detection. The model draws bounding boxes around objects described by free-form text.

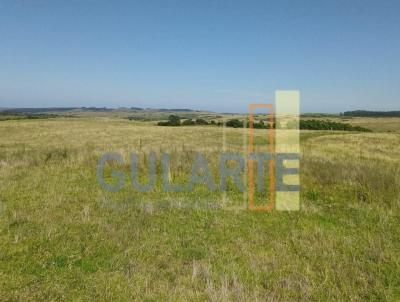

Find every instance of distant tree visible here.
[195,118,209,125]
[168,115,181,126]
[344,110,400,117]
[226,119,243,128]
[253,120,269,129]
[299,119,370,132]
[182,119,195,126]
[156,115,181,126]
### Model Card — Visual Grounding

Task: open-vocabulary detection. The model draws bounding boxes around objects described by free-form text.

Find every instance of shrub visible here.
[182,119,195,126]
[168,115,181,126]
[195,119,208,125]
[226,119,243,128]
[225,119,273,129]
[157,115,181,126]
[300,119,371,132]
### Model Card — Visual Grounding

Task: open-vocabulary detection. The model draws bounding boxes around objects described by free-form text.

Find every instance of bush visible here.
[195,119,209,125]
[226,119,243,128]
[168,115,181,126]
[344,110,400,117]
[182,119,196,126]
[222,118,368,132]
[157,116,216,127]
[157,115,181,126]
[225,119,274,129]
[300,119,371,132]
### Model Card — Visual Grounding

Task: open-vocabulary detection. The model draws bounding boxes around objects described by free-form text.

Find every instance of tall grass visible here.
[0,118,399,301]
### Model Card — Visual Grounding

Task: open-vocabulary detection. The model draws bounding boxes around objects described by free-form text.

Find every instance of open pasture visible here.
[0,117,399,301]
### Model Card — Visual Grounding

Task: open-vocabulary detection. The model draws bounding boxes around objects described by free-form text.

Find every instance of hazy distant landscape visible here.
[2,107,400,132]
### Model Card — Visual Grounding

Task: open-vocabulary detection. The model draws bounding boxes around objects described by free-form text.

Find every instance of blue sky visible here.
[0,0,399,113]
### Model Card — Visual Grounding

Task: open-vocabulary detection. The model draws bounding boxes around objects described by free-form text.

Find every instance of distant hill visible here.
[343,110,400,117]
[0,107,80,113]
[156,108,200,112]
[0,107,117,113]
[0,107,205,114]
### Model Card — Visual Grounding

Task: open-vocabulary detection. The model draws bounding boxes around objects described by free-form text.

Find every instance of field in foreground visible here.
[0,117,399,301]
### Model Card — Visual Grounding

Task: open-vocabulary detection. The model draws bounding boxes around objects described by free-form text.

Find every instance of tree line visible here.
[156,115,371,132]
[343,110,400,117]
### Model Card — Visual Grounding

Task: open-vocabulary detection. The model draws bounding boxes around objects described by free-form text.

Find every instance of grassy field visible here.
[343,117,400,133]
[0,117,399,301]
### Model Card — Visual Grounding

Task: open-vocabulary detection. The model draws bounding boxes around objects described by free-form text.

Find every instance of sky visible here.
[0,0,399,113]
